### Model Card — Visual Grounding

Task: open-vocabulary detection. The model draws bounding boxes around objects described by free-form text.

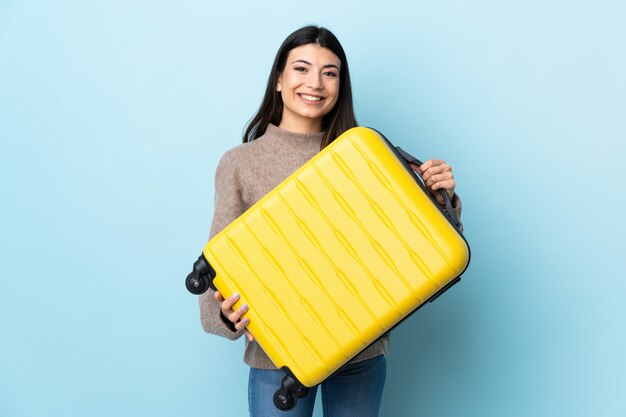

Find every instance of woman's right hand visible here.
[214,291,254,341]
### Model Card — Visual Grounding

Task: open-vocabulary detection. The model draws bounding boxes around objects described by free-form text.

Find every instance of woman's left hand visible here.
[409,159,455,205]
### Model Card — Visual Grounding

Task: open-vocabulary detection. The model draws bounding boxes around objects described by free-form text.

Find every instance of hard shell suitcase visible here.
[186,127,470,410]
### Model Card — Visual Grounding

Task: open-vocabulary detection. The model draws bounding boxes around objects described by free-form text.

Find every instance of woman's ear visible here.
[276,74,282,92]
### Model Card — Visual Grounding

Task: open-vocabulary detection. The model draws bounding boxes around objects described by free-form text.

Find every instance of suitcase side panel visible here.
[204,127,469,386]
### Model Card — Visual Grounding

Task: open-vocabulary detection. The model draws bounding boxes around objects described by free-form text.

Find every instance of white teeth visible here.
[300,94,322,101]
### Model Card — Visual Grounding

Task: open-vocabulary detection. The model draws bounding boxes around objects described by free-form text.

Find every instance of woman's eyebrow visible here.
[291,59,340,70]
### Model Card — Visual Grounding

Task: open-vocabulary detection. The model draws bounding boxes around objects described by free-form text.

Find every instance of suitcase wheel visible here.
[273,374,308,411]
[185,254,216,295]
[185,272,209,295]
[273,390,295,411]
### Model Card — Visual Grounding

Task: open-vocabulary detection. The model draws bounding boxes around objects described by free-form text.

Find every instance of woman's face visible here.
[276,43,341,132]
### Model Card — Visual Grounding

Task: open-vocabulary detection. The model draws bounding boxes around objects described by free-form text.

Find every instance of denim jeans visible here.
[248,355,386,417]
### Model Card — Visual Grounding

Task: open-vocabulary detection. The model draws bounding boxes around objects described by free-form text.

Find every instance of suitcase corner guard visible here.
[185,254,217,295]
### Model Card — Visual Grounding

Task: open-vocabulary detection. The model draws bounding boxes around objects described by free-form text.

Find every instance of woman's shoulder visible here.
[218,140,261,167]
[215,134,275,179]
[217,128,280,167]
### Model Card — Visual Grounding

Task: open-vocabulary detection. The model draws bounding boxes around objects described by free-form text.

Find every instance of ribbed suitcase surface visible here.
[203,127,469,387]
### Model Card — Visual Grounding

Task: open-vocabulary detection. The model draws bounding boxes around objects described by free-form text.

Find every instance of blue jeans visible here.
[248,355,386,417]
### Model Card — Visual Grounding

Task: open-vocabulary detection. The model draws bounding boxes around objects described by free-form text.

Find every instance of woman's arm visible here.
[198,150,250,340]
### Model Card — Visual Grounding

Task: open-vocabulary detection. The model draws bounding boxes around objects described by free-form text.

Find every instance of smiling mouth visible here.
[298,93,323,102]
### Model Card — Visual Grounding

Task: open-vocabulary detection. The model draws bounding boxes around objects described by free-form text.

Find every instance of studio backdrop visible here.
[1,0,624,416]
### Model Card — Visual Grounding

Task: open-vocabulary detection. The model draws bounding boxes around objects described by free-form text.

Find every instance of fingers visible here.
[419,159,455,201]
[420,160,451,184]
[418,159,440,172]
[221,293,247,324]
[410,162,451,187]
[244,329,255,342]
[230,302,249,328]
[215,291,252,334]
[420,160,452,187]
[215,291,240,312]
[429,177,455,192]
[426,173,454,190]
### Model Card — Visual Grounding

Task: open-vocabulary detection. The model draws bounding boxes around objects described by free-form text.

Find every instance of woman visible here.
[199,25,461,417]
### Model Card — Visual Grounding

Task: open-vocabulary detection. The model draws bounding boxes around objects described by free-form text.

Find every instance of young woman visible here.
[199,25,461,417]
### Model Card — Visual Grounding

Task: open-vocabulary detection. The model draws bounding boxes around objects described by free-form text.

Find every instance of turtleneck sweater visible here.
[198,123,461,369]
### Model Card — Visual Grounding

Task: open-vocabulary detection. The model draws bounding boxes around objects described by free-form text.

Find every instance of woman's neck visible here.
[278,117,322,134]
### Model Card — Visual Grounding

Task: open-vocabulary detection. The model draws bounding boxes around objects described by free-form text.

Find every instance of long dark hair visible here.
[243,26,357,149]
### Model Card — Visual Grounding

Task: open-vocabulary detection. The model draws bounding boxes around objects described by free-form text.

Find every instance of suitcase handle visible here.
[394,147,462,230]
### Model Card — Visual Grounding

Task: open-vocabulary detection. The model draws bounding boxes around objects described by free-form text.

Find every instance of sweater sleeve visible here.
[451,193,463,233]
[198,150,245,340]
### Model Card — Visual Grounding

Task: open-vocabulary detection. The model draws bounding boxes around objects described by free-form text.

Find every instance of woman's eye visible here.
[323,71,338,78]
[294,66,307,72]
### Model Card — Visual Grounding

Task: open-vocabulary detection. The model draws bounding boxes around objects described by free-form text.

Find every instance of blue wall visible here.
[1,1,624,416]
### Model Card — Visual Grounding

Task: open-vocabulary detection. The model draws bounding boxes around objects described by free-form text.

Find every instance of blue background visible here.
[1,0,624,416]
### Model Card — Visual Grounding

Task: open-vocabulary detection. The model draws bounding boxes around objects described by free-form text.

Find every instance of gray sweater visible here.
[198,123,461,370]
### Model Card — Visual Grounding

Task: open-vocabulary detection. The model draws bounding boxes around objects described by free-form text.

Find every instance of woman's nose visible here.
[306,73,323,89]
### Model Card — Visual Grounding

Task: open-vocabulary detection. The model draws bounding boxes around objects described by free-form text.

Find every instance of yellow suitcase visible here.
[186,127,470,410]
